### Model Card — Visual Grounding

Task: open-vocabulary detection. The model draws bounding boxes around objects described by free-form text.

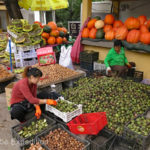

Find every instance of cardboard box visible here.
[5,82,16,110]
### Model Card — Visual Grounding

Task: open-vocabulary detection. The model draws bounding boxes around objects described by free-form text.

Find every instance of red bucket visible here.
[67,112,107,135]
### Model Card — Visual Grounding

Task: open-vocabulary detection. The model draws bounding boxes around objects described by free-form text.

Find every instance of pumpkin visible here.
[140,25,149,33]
[56,37,63,44]
[125,17,140,30]
[95,20,104,29]
[105,30,115,40]
[41,32,50,39]
[138,15,147,25]
[140,32,150,44]
[103,25,113,33]
[104,14,115,25]
[89,28,97,39]
[50,30,59,37]
[96,29,104,39]
[61,27,67,34]
[113,20,123,28]
[47,36,56,45]
[113,27,118,33]
[145,19,150,29]
[43,25,51,33]
[82,28,90,38]
[59,31,65,37]
[115,26,128,40]
[63,37,67,43]
[48,21,57,30]
[127,30,140,43]
[87,19,97,29]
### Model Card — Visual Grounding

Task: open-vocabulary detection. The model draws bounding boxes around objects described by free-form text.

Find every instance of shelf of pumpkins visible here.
[82,14,150,48]
[41,22,68,46]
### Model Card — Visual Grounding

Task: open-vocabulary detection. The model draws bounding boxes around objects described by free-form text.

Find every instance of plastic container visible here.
[87,129,115,150]
[37,124,90,150]
[15,49,37,60]
[16,44,40,52]
[11,114,56,145]
[109,136,136,150]
[20,140,49,150]
[80,61,93,71]
[15,58,38,68]
[133,71,144,82]
[80,51,99,63]
[67,112,107,135]
[46,97,82,122]
[94,62,106,71]
[123,114,150,150]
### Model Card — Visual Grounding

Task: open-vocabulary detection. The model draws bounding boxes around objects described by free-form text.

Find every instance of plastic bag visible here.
[5,41,16,53]
[59,45,74,70]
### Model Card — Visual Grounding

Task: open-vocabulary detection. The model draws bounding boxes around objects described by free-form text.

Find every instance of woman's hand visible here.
[46,99,57,106]
[35,105,41,119]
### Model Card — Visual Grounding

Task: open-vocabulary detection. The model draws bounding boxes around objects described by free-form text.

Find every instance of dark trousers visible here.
[110,65,128,77]
[10,91,61,122]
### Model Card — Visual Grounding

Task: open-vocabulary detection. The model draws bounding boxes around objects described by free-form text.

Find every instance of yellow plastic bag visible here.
[30,0,51,11]
[50,0,69,10]
[18,0,32,10]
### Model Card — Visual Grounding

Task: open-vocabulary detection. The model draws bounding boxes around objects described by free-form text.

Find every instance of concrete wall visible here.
[119,0,150,21]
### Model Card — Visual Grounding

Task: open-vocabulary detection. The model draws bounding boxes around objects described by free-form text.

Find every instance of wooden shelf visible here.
[81,39,114,48]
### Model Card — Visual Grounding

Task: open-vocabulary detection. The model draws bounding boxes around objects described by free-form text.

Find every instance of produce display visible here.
[18,119,48,138]
[82,14,150,45]
[40,128,85,150]
[54,99,77,112]
[32,64,78,86]
[7,19,43,47]
[41,21,68,45]
[61,77,150,135]
[0,64,14,80]
[127,116,150,136]
[0,33,7,51]
[26,143,45,150]
[13,68,24,74]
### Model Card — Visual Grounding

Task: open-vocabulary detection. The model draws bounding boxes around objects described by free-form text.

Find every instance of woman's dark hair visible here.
[114,40,122,47]
[22,66,43,78]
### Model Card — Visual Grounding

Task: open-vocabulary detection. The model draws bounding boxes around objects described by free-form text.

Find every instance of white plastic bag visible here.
[5,41,16,53]
[59,45,74,70]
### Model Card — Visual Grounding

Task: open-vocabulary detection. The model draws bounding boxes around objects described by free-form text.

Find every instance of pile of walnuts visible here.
[41,128,85,150]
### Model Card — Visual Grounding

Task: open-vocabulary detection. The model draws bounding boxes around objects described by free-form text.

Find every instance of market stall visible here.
[81,0,150,79]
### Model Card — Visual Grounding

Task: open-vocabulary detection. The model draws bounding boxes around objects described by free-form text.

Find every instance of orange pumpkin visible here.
[41,32,50,39]
[140,25,149,33]
[48,21,57,30]
[140,32,150,44]
[104,14,115,25]
[63,37,67,43]
[113,20,123,28]
[82,28,90,38]
[113,27,118,33]
[61,27,67,34]
[125,17,140,30]
[50,30,59,37]
[103,25,113,33]
[138,15,147,25]
[145,19,150,29]
[89,28,97,39]
[87,19,97,29]
[115,26,128,40]
[105,30,115,40]
[47,36,56,45]
[56,37,63,44]
[127,30,140,43]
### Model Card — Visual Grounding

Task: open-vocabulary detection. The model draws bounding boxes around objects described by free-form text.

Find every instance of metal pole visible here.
[52,10,56,22]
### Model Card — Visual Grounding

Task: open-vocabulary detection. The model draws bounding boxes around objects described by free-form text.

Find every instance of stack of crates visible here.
[80,51,99,71]
[15,49,37,67]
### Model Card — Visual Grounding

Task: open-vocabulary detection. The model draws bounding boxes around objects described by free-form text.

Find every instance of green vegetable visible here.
[43,25,51,33]
[18,119,48,138]
[96,29,104,39]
